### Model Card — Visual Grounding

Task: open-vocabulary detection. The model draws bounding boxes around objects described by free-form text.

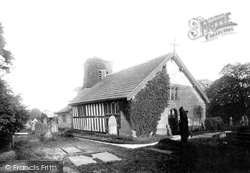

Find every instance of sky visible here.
[0,0,249,112]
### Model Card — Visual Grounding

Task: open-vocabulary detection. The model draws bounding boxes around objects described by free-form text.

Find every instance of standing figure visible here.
[179,107,190,142]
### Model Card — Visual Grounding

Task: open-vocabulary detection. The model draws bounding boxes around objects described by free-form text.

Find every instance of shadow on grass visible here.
[154,138,250,173]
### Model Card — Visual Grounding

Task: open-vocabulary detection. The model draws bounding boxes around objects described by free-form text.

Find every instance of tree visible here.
[0,79,29,142]
[197,79,213,94]
[0,23,13,75]
[207,62,250,123]
[0,23,28,146]
[29,108,42,120]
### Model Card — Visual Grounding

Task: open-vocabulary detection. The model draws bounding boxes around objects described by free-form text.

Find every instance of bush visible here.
[236,126,250,133]
[205,117,224,131]
[0,150,16,161]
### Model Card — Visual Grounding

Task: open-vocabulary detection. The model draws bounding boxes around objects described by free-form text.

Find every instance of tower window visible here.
[98,69,107,80]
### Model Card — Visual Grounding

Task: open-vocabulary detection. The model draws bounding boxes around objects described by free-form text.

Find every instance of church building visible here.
[69,52,209,136]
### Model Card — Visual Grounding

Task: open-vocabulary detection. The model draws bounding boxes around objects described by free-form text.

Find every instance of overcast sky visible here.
[0,0,249,112]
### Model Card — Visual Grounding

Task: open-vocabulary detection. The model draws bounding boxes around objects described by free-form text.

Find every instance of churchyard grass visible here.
[10,133,250,172]
[72,129,167,144]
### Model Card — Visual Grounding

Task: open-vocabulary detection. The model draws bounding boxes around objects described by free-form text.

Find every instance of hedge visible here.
[205,117,224,131]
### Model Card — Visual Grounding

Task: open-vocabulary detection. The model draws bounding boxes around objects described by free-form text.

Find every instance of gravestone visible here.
[42,124,53,141]
[132,130,137,138]
[31,119,37,132]
[42,117,48,125]
[51,121,58,133]
[230,117,233,127]
[25,119,32,129]
[242,115,249,127]
[166,124,172,137]
[34,121,44,137]
[108,116,117,135]
[13,132,29,144]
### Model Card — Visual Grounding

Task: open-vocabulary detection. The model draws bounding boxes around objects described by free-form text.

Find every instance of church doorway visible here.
[168,109,179,135]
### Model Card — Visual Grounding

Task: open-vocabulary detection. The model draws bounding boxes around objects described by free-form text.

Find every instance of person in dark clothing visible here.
[179,107,190,142]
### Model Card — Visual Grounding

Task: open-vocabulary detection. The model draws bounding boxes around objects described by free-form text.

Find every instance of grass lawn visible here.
[72,129,167,144]
[7,132,250,173]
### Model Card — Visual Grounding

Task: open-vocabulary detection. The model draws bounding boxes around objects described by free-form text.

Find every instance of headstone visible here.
[34,121,44,137]
[13,132,29,144]
[31,119,37,132]
[53,116,58,124]
[50,121,58,133]
[230,117,233,127]
[42,117,47,125]
[166,124,172,137]
[132,130,137,138]
[242,115,249,127]
[42,124,53,141]
[25,120,32,129]
[108,116,117,135]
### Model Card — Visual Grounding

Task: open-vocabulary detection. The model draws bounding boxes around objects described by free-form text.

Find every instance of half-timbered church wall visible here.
[72,101,121,133]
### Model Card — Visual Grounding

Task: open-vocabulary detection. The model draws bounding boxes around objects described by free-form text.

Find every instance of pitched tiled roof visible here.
[70,53,172,105]
[55,106,72,114]
[70,52,210,105]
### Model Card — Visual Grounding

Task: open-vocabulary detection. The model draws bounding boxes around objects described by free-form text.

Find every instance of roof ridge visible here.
[107,53,172,76]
